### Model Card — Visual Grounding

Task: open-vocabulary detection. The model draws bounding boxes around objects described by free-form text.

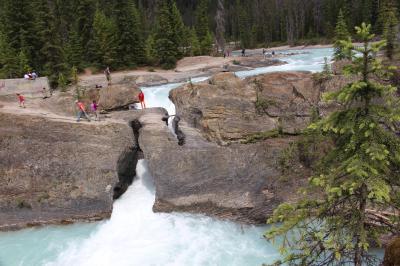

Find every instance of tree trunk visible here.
[215,0,225,52]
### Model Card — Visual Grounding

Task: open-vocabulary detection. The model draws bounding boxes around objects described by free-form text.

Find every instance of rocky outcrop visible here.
[0,112,134,230]
[99,84,141,111]
[131,108,309,223]
[170,72,318,143]
[0,78,50,105]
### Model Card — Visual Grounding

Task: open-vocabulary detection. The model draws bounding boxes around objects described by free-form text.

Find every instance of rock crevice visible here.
[113,119,144,199]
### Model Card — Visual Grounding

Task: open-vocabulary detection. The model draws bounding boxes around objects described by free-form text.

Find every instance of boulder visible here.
[134,74,168,87]
[99,84,141,111]
[170,71,318,143]
[0,112,134,230]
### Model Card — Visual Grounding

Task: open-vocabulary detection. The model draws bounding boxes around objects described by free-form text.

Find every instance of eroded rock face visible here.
[0,113,134,230]
[170,72,318,143]
[131,108,308,223]
[99,84,141,111]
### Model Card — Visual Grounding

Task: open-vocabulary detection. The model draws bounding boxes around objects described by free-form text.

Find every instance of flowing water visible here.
[2,48,382,266]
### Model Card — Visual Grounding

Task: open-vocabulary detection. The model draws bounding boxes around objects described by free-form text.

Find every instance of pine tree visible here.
[171,1,185,58]
[75,0,96,63]
[113,1,145,67]
[1,0,36,65]
[334,9,351,60]
[145,34,157,65]
[65,25,84,70]
[0,30,18,78]
[58,73,68,92]
[189,27,201,56]
[90,9,118,68]
[155,0,184,69]
[377,0,396,34]
[34,0,67,88]
[196,0,213,55]
[70,66,79,85]
[237,0,251,49]
[382,1,398,60]
[17,50,30,76]
[266,23,400,266]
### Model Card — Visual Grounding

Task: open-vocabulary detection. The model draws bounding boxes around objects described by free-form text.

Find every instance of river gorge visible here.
[2,48,385,266]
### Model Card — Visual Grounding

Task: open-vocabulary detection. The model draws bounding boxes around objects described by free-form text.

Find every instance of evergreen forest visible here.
[0,0,399,86]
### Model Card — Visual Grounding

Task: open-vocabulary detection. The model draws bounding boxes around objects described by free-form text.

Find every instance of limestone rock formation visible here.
[170,72,318,143]
[0,113,134,230]
[130,108,308,223]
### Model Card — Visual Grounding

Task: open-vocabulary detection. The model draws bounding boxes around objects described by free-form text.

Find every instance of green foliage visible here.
[58,73,68,92]
[188,28,201,56]
[0,30,18,78]
[0,0,398,84]
[145,34,158,65]
[17,51,31,77]
[16,199,32,209]
[232,60,241,65]
[65,26,84,70]
[196,0,213,55]
[237,0,252,48]
[322,57,332,75]
[334,9,351,61]
[70,66,79,85]
[382,2,398,60]
[155,0,185,69]
[278,142,297,175]
[113,1,145,67]
[314,57,333,84]
[266,23,400,266]
[242,129,281,144]
[90,9,118,68]
[255,98,278,114]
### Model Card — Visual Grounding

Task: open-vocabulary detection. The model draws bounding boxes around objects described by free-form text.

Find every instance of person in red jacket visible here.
[138,90,146,109]
[75,100,91,122]
[16,93,25,108]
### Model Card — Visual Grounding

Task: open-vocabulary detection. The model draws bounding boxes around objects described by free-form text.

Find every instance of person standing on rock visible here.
[91,100,100,121]
[104,67,111,85]
[75,100,91,122]
[138,90,146,109]
[16,93,25,108]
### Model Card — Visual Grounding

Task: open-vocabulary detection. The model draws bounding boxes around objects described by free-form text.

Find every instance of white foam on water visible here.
[43,161,279,266]
[236,48,334,78]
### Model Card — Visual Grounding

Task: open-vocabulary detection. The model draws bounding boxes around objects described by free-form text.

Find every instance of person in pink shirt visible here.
[91,100,100,121]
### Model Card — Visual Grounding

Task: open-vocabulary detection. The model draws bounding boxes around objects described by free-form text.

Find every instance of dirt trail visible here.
[0,93,124,125]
